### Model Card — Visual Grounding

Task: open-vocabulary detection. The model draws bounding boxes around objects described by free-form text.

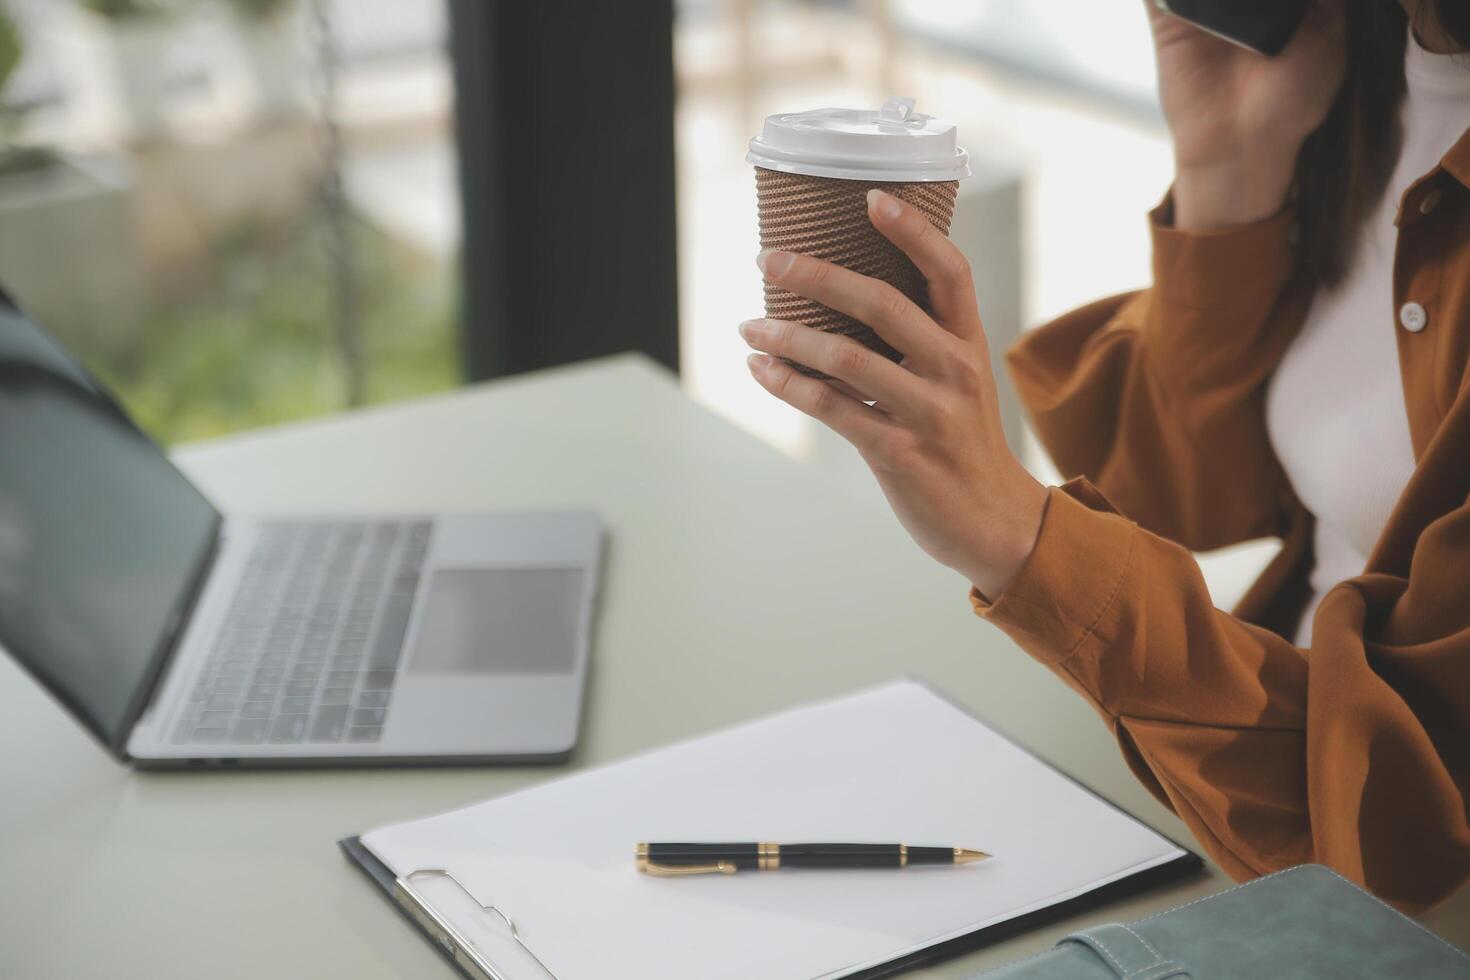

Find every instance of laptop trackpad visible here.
[407,568,584,674]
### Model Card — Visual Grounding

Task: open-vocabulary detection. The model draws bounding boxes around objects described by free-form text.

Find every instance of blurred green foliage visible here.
[79,0,295,23]
[89,208,458,445]
[226,0,295,21]
[80,0,177,19]
[0,5,20,95]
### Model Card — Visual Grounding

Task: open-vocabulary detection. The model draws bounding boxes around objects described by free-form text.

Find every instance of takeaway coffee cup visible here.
[747,96,970,376]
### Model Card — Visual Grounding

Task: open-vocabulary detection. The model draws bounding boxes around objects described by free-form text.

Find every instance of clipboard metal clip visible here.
[394,868,560,980]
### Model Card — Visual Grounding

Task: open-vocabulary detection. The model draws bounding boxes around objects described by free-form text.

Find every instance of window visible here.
[0,0,461,444]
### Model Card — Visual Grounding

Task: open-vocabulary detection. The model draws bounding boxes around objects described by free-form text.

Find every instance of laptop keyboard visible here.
[172,520,431,747]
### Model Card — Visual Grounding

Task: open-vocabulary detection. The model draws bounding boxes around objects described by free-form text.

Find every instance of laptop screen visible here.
[0,295,219,754]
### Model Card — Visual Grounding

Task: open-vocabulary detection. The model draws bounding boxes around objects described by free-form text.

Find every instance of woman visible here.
[739,0,1469,913]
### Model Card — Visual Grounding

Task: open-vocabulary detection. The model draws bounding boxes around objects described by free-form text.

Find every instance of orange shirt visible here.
[973,126,1470,914]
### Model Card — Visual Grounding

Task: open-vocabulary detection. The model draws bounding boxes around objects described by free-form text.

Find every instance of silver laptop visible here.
[0,291,601,767]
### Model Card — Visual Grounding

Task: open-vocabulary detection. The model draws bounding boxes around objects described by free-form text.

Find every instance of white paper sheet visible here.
[360,680,1186,980]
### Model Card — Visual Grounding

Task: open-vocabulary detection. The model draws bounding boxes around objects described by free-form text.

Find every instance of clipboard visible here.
[339,680,1203,980]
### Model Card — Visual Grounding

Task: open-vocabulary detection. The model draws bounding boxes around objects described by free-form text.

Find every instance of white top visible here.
[747,96,971,182]
[1265,37,1470,647]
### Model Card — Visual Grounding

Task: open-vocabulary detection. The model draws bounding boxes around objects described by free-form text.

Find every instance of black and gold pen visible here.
[635,842,991,876]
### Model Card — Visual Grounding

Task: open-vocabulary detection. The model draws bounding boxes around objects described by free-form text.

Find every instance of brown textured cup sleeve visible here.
[755,168,957,378]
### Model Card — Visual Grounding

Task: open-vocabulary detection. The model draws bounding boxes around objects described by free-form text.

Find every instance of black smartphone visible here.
[1155,0,1313,56]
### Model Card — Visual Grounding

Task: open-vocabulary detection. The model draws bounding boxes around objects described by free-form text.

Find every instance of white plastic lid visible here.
[747,96,970,182]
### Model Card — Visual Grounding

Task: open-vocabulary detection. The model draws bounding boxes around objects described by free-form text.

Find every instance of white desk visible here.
[2,355,1465,977]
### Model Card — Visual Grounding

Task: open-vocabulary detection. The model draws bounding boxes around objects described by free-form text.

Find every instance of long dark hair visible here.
[1295,0,1470,289]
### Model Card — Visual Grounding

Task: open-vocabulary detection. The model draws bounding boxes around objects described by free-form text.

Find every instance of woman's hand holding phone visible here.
[1149,0,1348,230]
[740,190,1047,601]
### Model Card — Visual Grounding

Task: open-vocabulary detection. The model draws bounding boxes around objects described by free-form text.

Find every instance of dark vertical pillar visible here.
[448,0,680,381]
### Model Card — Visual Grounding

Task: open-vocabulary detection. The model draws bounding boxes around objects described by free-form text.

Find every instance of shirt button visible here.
[1399,301,1427,333]
[1419,187,1442,215]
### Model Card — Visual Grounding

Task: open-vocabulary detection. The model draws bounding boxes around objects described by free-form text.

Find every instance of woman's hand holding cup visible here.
[741,189,1047,601]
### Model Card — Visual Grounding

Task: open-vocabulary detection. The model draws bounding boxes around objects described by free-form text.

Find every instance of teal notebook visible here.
[976,864,1469,979]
